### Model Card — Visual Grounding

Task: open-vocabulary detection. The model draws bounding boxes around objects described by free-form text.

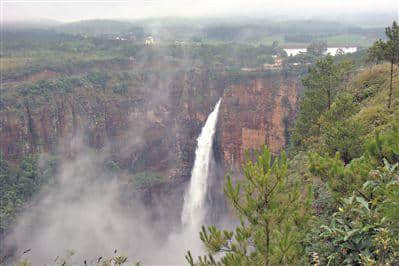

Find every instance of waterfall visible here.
[181,98,222,228]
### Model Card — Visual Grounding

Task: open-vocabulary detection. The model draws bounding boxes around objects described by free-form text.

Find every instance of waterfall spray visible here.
[181,98,222,229]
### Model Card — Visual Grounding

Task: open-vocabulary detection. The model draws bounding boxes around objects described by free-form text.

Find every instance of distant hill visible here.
[3,19,63,30]
[54,19,137,36]
[3,17,386,47]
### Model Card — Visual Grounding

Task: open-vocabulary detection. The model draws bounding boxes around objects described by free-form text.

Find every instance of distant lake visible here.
[284,47,358,56]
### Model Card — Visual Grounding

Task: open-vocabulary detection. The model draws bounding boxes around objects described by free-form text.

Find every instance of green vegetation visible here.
[190,22,399,265]
[1,29,295,123]
[200,20,381,47]
[10,18,377,46]
[0,153,58,237]
[186,147,312,265]
[131,171,165,189]
[54,19,144,37]
[291,55,353,151]
[11,250,140,266]
[368,21,399,108]
[307,126,399,265]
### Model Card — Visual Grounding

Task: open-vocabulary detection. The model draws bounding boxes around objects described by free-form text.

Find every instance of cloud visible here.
[3,0,397,22]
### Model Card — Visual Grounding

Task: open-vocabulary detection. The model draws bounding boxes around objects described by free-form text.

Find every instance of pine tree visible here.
[306,41,327,58]
[367,39,387,65]
[367,21,399,109]
[385,21,399,109]
[291,55,350,149]
[186,146,312,266]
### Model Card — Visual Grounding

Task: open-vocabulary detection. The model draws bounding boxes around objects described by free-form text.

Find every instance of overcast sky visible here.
[2,0,398,22]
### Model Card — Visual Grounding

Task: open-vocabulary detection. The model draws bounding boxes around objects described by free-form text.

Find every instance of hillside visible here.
[293,63,398,154]
[187,44,399,264]
[54,19,141,36]
[351,64,399,134]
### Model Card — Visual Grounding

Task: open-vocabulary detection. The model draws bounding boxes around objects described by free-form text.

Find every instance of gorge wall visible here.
[0,69,301,203]
[218,75,301,168]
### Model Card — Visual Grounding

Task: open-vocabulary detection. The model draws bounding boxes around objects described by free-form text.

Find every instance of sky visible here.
[2,0,398,22]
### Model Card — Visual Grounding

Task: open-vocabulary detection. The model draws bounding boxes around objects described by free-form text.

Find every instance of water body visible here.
[181,98,222,229]
[284,47,358,56]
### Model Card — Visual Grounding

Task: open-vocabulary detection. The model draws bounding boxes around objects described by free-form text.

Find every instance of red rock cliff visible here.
[0,70,300,183]
[219,74,300,168]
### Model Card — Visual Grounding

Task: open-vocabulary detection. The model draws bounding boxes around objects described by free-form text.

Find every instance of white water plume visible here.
[181,98,222,229]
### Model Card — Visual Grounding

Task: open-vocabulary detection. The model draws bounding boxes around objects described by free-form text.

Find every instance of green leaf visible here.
[344,229,359,241]
[356,197,370,212]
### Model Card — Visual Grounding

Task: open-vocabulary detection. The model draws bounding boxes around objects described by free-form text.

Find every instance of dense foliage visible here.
[307,126,399,265]
[0,153,58,238]
[190,21,399,265]
[291,55,353,151]
[187,147,312,266]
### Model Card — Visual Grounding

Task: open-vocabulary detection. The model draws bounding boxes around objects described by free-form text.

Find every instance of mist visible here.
[2,140,207,265]
[3,0,397,25]
[0,59,227,264]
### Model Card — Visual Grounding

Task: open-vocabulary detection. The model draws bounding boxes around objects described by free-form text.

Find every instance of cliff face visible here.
[0,68,225,188]
[218,75,300,168]
[0,68,301,234]
[0,70,300,192]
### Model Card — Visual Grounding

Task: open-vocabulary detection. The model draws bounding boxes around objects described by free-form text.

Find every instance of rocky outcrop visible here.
[218,74,301,168]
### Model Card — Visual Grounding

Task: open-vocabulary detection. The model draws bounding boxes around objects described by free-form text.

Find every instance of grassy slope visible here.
[288,62,398,181]
[350,64,399,137]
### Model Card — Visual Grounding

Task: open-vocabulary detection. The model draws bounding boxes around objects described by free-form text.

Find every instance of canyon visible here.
[0,57,302,263]
[0,66,301,203]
